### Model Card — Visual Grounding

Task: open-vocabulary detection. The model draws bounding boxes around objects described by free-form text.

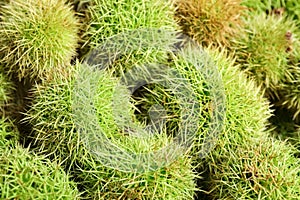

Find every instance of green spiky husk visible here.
[230,12,300,99]
[76,152,198,199]
[0,145,80,199]
[192,48,300,199]
[0,117,79,199]
[26,63,199,199]
[206,135,300,199]
[29,1,185,196]
[86,0,179,47]
[0,0,79,81]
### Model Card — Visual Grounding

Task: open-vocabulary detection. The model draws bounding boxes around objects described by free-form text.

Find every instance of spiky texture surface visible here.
[208,48,271,144]
[173,0,245,47]
[191,48,300,199]
[0,73,11,106]
[0,0,79,81]
[67,0,91,60]
[230,12,300,99]
[276,65,300,120]
[76,152,197,199]
[0,0,8,11]
[86,0,178,47]
[206,135,300,199]
[0,145,80,199]
[163,46,226,159]
[0,117,18,148]
[0,117,79,199]
[198,48,271,196]
[26,64,198,199]
[26,4,183,192]
[242,0,300,21]
[0,72,13,116]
